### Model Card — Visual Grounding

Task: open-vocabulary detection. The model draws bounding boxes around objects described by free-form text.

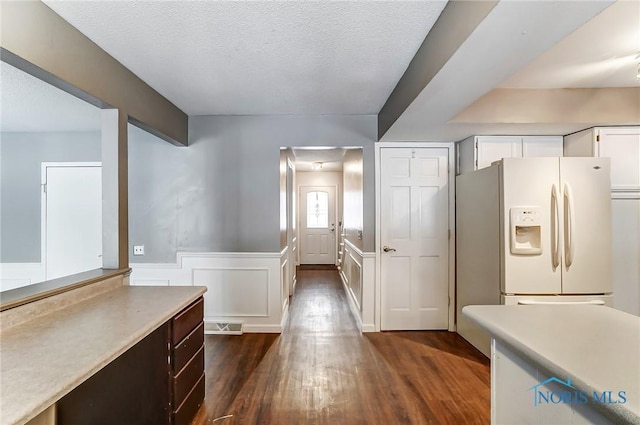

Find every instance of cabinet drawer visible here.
[174,321,204,373]
[173,346,205,407]
[173,373,205,425]
[172,297,204,344]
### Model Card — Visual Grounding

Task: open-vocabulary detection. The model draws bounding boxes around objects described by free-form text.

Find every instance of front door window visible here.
[306,191,328,228]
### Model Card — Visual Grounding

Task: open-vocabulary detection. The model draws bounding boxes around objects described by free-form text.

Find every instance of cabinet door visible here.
[611,198,640,315]
[476,136,522,170]
[598,127,640,191]
[522,136,563,157]
[57,324,171,425]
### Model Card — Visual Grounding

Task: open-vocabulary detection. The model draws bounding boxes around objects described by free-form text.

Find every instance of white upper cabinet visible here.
[599,128,640,191]
[564,126,640,191]
[457,135,563,174]
[476,136,522,170]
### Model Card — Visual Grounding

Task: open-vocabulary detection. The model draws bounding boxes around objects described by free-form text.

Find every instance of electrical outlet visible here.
[133,245,145,256]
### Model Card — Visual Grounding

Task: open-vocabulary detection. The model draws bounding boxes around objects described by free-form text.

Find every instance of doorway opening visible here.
[280,147,363,298]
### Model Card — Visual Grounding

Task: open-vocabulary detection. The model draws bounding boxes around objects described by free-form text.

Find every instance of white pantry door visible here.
[380,148,449,330]
[44,163,102,280]
[299,186,336,264]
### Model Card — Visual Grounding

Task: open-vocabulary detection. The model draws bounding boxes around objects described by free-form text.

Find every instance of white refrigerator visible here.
[456,157,613,356]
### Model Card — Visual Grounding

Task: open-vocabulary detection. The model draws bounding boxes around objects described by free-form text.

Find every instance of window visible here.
[306,191,328,228]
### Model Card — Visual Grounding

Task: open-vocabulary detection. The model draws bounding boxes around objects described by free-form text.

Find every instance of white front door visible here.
[380,148,449,330]
[43,163,102,280]
[299,186,336,264]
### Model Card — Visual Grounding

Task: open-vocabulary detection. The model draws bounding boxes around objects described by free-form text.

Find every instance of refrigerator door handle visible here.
[563,183,575,268]
[551,184,561,269]
[517,299,605,306]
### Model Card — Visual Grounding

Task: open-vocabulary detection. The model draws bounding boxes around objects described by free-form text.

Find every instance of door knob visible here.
[383,246,396,252]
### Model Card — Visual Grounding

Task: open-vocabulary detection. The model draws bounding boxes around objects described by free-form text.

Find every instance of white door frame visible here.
[41,162,102,279]
[375,142,456,332]
[286,158,297,295]
[297,184,339,265]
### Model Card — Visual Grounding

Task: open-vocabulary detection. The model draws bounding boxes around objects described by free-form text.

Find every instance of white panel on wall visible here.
[1,278,31,291]
[130,251,285,332]
[194,268,270,317]
[0,263,45,291]
[348,253,362,311]
[340,239,376,332]
[281,258,288,310]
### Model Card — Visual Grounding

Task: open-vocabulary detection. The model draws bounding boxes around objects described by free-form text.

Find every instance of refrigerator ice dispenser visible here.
[510,207,542,255]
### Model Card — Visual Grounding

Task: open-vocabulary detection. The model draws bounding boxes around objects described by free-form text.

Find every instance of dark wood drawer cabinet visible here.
[57,296,205,425]
[173,297,204,344]
[171,297,205,425]
[174,321,204,372]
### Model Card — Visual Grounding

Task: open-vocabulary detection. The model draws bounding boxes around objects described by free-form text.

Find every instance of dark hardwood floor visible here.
[190,269,490,425]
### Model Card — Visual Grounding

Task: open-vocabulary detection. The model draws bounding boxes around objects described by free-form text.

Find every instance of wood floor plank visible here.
[191,269,490,425]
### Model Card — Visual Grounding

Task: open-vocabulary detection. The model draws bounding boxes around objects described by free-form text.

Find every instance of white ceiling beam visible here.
[0,1,188,146]
[378,0,498,139]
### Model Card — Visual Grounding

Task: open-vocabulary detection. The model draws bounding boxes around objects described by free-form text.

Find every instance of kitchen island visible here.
[463,305,639,425]
[0,284,206,425]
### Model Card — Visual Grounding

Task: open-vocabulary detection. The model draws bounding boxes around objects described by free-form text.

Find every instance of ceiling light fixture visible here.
[312,162,323,171]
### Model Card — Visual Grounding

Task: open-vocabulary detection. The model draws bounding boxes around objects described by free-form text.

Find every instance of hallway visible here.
[191,269,490,425]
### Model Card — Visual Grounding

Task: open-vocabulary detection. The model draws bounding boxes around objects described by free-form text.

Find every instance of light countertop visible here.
[463,305,640,425]
[0,285,206,425]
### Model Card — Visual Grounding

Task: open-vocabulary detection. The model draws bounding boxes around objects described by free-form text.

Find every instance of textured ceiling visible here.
[43,0,448,116]
[4,1,634,136]
[292,147,347,172]
[0,61,101,133]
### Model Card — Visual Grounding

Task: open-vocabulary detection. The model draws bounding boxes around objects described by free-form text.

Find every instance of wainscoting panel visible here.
[281,258,289,311]
[348,252,362,311]
[0,263,45,292]
[130,251,286,333]
[280,248,290,330]
[194,268,270,317]
[340,240,376,332]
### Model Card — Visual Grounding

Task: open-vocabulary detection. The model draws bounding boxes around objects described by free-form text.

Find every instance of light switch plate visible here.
[133,245,144,256]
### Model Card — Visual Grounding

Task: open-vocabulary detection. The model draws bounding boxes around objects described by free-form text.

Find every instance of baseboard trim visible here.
[242,324,283,333]
[361,324,376,333]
